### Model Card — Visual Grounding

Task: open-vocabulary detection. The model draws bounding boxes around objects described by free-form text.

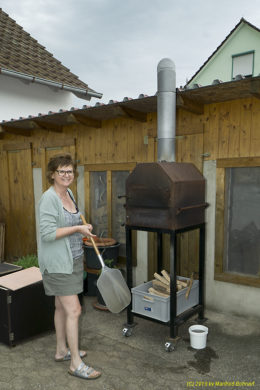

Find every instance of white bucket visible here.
[189,325,208,349]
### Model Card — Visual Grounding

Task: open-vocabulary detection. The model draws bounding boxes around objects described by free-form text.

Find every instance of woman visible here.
[37,153,101,380]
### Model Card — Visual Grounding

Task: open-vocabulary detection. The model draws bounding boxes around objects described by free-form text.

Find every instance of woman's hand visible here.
[56,224,95,239]
[78,224,95,238]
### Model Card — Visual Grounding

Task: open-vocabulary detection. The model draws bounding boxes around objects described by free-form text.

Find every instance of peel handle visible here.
[80,215,105,268]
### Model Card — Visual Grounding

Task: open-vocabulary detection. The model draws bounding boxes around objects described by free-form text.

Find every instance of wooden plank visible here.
[107,118,128,163]
[1,127,32,137]
[189,133,203,171]
[215,272,260,288]
[228,100,240,158]
[0,223,5,262]
[95,127,106,164]
[68,143,77,200]
[217,156,260,168]
[107,170,112,237]
[119,106,147,122]
[83,127,96,164]
[127,122,136,162]
[187,229,199,276]
[84,163,136,172]
[214,167,225,275]
[146,113,157,162]
[147,135,155,162]
[40,138,76,148]
[70,113,101,128]
[177,96,204,115]
[148,232,157,280]
[0,151,10,223]
[179,232,189,277]
[250,97,260,157]
[0,151,10,260]
[218,102,230,158]
[5,147,37,258]
[3,142,31,151]
[40,148,47,192]
[176,108,204,135]
[239,98,252,157]
[32,120,63,132]
[84,170,90,222]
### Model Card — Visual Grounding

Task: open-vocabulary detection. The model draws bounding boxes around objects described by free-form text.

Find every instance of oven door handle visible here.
[176,202,209,215]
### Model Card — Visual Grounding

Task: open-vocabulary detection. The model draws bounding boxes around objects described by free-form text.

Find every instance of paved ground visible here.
[0,296,259,390]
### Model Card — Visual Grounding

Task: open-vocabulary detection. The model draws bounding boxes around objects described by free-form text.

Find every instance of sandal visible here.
[68,362,101,380]
[55,349,87,362]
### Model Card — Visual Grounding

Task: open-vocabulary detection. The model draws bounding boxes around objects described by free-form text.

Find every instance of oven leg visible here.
[169,231,178,338]
[198,223,205,320]
[126,227,134,325]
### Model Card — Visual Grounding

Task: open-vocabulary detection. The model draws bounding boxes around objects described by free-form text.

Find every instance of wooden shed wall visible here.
[0,113,157,260]
[148,97,260,279]
[1,96,260,276]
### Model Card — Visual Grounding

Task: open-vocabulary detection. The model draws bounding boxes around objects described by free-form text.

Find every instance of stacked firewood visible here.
[148,270,193,299]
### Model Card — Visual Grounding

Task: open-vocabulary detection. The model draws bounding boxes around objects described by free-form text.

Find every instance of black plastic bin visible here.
[83,242,120,269]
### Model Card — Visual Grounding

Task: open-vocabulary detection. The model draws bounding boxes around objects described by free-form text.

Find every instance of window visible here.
[232,51,254,79]
[224,167,260,276]
[85,163,136,258]
[215,158,260,287]
[89,171,108,237]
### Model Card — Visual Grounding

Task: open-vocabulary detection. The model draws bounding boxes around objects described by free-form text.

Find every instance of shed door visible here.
[0,143,36,259]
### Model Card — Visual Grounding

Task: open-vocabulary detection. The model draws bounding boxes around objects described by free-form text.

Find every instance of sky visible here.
[1,0,260,106]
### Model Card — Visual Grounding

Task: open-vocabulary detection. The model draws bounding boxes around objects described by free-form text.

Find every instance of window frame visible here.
[231,50,255,80]
[215,157,260,288]
[84,163,137,262]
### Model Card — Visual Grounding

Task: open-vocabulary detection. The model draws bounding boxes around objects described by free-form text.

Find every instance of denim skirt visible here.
[42,255,84,296]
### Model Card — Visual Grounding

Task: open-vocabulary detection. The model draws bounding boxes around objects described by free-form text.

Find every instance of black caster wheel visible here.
[165,342,174,352]
[122,327,132,337]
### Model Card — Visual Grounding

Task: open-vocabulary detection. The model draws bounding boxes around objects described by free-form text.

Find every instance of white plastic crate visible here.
[131,277,199,322]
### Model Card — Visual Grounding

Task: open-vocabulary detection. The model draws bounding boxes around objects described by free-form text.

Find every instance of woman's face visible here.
[52,164,74,187]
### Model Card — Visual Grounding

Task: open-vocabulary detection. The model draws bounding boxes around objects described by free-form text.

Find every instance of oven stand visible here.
[124,224,206,348]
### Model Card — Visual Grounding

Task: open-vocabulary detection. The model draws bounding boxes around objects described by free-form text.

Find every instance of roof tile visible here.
[0,8,89,90]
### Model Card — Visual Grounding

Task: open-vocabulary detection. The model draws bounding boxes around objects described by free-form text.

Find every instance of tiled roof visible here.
[0,8,90,90]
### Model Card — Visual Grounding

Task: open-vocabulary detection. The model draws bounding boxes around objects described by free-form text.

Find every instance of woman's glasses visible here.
[56,170,74,176]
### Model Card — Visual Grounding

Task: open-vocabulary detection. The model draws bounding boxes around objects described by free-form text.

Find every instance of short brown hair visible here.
[46,153,78,184]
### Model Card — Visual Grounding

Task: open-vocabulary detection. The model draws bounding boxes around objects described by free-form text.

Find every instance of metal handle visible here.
[80,215,105,268]
[176,202,209,215]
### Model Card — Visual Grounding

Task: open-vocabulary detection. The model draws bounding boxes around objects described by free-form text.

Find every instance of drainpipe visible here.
[157,58,176,162]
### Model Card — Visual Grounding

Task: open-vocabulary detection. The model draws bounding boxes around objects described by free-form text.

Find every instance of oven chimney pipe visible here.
[157,58,176,162]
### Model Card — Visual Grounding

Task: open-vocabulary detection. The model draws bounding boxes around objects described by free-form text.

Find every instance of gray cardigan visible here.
[37,186,75,274]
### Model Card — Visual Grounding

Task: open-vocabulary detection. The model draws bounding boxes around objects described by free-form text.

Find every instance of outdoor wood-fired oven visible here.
[123,59,207,348]
[124,162,207,346]
[125,161,207,230]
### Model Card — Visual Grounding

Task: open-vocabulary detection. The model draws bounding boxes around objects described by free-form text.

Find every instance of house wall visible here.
[190,23,260,86]
[0,74,76,122]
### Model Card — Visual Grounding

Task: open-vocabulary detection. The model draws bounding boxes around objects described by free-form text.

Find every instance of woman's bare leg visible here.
[54,296,68,359]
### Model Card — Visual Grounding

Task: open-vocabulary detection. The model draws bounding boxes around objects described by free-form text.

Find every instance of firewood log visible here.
[154,272,169,286]
[148,287,169,297]
[152,280,170,294]
[161,270,170,283]
[177,279,188,288]
[185,273,194,299]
